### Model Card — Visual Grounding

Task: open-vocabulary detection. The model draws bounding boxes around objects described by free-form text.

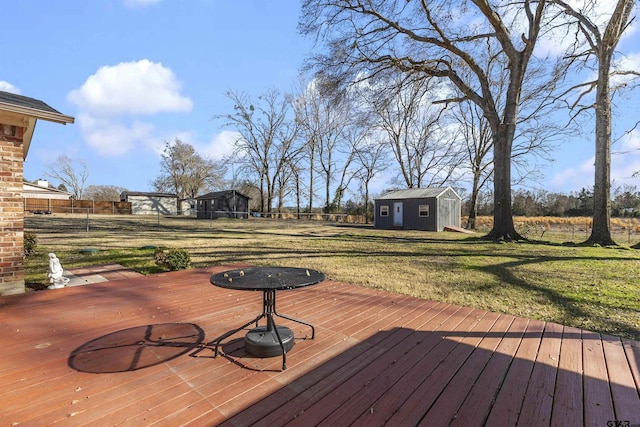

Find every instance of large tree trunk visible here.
[467,172,481,230]
[266,173,274,214]
[583,0,635,246]
[586,53,615,245]
[324,172,331,211]
[259,175,265,214]
[296,172,302,220]
[364,184,370,224]
[485,124,522,241]
[308,145,315,213]
[553,0,634,247]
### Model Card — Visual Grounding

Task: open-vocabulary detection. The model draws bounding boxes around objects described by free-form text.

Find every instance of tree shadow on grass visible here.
[468,256,640,340]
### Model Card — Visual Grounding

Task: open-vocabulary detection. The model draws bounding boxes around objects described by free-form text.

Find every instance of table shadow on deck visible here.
[69,323,205,373]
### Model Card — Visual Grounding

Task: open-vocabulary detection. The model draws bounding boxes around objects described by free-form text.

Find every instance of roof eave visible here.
[2,107,75,160]
[22,117,36,160]
[0,102,75,125]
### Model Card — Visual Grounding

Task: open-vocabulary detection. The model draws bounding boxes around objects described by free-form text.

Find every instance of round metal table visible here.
[209,267,325,370]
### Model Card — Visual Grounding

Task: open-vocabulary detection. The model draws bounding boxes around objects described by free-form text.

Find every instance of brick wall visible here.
[0,126,26,295]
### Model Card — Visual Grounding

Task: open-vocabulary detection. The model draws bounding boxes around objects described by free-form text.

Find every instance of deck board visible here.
[1,265,639,426]
[602,334,640,421]
[583,331,616,426]
[449,317,530,427]
[550,326,584,427]
[516,322,563,426]
[419,314,516,427]
[382,310,501,426]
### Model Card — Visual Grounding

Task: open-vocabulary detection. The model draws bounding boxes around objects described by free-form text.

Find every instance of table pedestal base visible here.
[245,325,294,358]
[207,288,315,370]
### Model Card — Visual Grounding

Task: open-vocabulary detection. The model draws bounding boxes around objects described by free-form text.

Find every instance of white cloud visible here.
[618,129,640,152]
[203,130,240,161]
[68,60,192,116]
[68,60,192,157]
[550,130,640,191]
[551,157,595,190]
[0,81,21,94]
[536,0,637,57]
[122,0,161,8]
[612,129,640,182]
[612,52,640,87]
[77,113,155,156]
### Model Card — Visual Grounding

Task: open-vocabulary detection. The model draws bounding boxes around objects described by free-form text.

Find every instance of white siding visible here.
[129,196,177,215]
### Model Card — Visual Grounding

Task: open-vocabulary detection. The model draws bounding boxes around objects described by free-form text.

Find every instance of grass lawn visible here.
[24,214,640,341]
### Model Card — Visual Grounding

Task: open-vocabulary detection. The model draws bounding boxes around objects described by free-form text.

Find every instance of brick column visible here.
[0,131,26,295]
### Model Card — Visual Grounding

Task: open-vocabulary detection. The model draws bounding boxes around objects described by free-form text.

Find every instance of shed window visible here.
[419,205,429,217]
[380,205,389,217]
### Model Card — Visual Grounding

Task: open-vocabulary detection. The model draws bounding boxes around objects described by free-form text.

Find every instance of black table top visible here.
[210,267,325,291]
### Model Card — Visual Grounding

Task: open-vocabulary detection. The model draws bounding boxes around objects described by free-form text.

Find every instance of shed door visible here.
[393,202,403,227]
[442,198,457,227]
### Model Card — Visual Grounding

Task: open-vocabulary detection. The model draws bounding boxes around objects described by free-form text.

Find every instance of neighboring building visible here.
[0,90,74,295]
[182,198,197,217]
[120,191,180,215]
[196,190,250,219]
[23,180,72,200]
[374,187,462,231]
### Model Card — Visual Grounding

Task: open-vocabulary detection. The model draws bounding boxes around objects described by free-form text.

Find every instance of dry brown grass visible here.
[470,215,640,243]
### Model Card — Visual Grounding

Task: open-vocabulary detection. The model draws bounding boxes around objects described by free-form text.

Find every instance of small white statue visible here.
[47,253,69,289]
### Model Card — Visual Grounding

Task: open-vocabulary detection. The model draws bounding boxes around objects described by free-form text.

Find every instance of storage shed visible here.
[374,187,462,231]
[196,190,250,219]
[120,191,179,215]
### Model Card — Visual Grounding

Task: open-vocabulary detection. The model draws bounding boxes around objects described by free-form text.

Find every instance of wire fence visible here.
[24,198,365,223]
[469,216,640,246]
[24,210,370,235]
[25,208,640,246]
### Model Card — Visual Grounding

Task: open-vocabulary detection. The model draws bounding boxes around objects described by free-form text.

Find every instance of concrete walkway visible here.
[64,264,144,286]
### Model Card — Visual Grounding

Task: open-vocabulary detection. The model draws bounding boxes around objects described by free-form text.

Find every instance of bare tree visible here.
[294,79,355,213]
[233,179,262,212]
[84,185,127,201]
[44,155,88,199]
[300,0,560,241]
[452,101,494,229]
[221,88,300,214]
[294,78,320,213]
[151,138,225,212]
[286,155,306,218]
[370,77,462,189]
[452,95,561,229]
[353,138,388,224]
[274,151,302,214]
[552,0,637,245]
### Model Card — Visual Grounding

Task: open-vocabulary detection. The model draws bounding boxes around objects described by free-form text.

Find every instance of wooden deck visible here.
[1,265,639,426]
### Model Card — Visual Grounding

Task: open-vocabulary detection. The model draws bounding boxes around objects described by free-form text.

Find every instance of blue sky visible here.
[4,0,310,191]
[3,0,640,198]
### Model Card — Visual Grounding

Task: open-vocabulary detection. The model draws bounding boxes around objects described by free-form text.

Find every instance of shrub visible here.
[165,249,191,271]
[24,232,37,257]
[154,248,190,271]
[153,248,167,265]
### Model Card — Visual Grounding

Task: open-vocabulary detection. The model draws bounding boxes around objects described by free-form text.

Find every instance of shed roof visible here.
[376,187,461,200]
[121,191,177,198]
[197,190,251,200]
[0,90,74,159]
